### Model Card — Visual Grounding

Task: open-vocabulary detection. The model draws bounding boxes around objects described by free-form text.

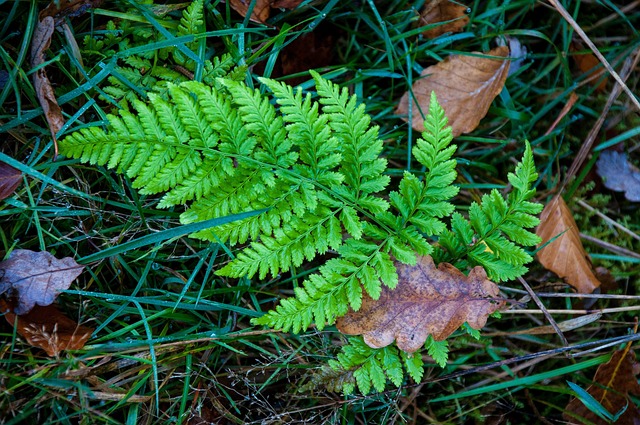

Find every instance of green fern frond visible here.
[326,337,423,394]
[311,70,390,214]
[434,142,542,281]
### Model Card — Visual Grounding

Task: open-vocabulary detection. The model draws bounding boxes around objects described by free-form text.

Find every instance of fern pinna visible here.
[59,70,541,395]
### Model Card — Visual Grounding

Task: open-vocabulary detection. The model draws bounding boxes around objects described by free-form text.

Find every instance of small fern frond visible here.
[311,70,390,214]
[325,337,423,394]
[434,142,542,281]
[388,92,459,260]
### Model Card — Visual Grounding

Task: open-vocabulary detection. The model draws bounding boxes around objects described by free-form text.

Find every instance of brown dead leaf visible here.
[418,0,469,39]
[571,40,608,92]
[31,16,65,156]
[0,299,93,356]
[596,150,640,202]
[396,45,510,137]
[336,255,505,353]
[564,347,640,424]
[229,0,271,23]
[536,195,601,294]
[0,249,83,314]
[40,0,103,24]
[0,161,22,200]
[271,0,304,8]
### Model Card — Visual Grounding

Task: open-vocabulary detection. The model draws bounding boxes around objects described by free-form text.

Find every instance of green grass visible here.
[1,0,640,423]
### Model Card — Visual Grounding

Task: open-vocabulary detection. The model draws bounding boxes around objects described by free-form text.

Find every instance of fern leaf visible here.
[311,70,390,212]
[425,336,449,368]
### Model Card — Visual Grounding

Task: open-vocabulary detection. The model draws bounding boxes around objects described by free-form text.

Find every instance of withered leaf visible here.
[0,160,22,200]
[271,0,304,9]
[564,348,640,424]
[228,0,271,23]
[336,255,505,353]
[596,150,640,202]
[536,195,601,294]
[0,249,83,314]
[418,0,469,39]
[40,0,104,25]
[31,16,65,155]
[396,46,510,137]
[571,40,607,92]
[0,299,93,357]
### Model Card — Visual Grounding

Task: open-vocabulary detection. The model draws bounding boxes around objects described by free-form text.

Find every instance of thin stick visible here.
[518,276,568,346]
[577,199,640,243]
[504,305,640,315]
[547,0,640,114]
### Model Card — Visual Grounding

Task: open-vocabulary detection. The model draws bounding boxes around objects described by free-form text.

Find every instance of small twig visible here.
[576,199,640,243]
[504,305,640,315]
[548,0,640,114]
[500,288,640,300]
[517,276,568,346]
[559,48,640,192]
[579,232,640,260]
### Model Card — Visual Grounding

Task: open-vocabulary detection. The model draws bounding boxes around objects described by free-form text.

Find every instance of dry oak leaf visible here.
[0,299,93,356]
[0,249,84,314]
[596,150,640,202]
[418,0,469,39]
[564,347,640,425]
[396,45,510,137]
[536,196,601,295]
[571,40,608,93]
[336,255,505,353]
[0,160,22,201]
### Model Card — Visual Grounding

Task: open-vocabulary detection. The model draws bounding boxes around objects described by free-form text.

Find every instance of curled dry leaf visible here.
[0,249,83,314]
[596,150,640,202]
[40,0,104,24]
[564,347,640,424]
[396,46,510,137]
[0,160,22,200]
[536,195,601,294]
[0,299,93,356]
[31,16,65,155]
[418,0,469,39]
[336,255,505,353]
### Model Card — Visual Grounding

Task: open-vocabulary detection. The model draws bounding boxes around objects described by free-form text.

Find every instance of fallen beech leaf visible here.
[564,348,640,424]
[229,0,271,23]
[0,161,22,200]
[336,255,505,353]
[0,249,83,314]
[396,46,510,137]
[596,150,640,202]
[271,0,304,8]
[536,196,601,294]
[0,299,93,356]
[418,0,469,39]
[571,40,607,92]
[31,16,65,155]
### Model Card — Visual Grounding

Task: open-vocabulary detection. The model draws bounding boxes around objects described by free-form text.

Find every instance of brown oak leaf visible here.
[0,249,84,314]
[536,195,601,294]
[0,299,93,357]
[336,255,505,353]
[396,45,510,137]
[418,0,469,39]
[564,347,640,424]
[0,160,22,200]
